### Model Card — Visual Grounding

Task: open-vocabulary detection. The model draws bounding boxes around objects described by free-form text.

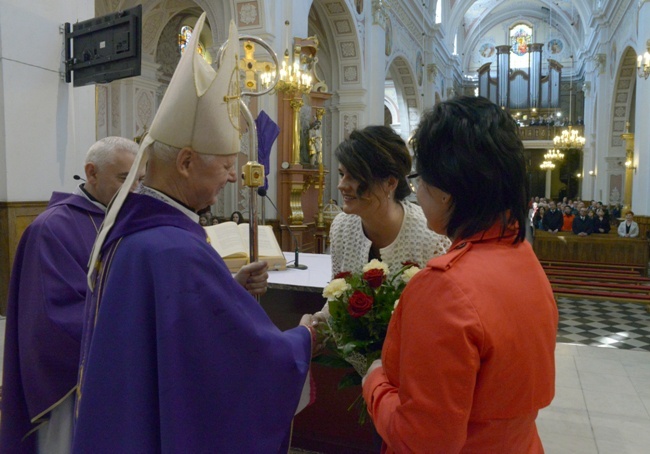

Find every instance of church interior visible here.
[1,0,650,452]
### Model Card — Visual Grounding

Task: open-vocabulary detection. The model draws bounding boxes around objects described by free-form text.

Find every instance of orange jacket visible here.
[562,213,575,231]
[363,223,558,453]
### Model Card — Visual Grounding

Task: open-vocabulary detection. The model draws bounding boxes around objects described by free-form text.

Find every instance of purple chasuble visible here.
[73,193,311,453]
[1,192,104,453]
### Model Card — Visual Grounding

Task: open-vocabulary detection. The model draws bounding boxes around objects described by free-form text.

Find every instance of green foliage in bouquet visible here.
[313,259,422,423]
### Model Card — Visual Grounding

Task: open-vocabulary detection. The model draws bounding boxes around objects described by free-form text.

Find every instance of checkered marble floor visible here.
[556,296,650,351]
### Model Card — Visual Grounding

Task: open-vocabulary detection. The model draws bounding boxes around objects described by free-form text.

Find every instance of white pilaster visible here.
[632,0,650,215]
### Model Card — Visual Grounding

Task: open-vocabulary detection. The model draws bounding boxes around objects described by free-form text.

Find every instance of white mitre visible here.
[87,13,241,288]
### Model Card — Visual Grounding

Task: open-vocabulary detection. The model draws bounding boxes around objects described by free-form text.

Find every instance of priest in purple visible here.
[0,137,140,453]
[73,16,321,453]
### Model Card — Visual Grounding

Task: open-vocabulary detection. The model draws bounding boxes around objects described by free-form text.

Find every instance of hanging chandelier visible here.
[553,126,585,150]
[540,160,556,170]
[553,54,586,151]
[544,148,564,161]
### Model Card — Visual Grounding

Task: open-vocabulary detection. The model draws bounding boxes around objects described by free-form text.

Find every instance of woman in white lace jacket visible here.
[329,126,450,278]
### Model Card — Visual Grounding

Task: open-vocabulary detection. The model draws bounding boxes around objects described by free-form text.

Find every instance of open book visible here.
[204,222,287,272]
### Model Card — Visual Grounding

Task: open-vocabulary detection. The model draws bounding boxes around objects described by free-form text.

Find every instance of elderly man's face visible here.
[87,149,141,206]
[188,152,237,211]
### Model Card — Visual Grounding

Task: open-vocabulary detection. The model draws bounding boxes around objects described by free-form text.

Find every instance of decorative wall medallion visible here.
[237,2,260,27]
[135,89,153,129]
[335,19,352,34]
[343,114,358,138]
[478,40,496,59]
[343,65,359,82]
[340,41,356,58]
[326,2,345,14]
[547,38,563,57]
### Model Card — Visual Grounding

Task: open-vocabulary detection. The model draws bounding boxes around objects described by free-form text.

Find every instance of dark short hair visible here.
[411,96,527,242]
[335,125,411,201]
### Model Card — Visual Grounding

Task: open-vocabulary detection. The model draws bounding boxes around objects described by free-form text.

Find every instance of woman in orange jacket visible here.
[362,96,558,453]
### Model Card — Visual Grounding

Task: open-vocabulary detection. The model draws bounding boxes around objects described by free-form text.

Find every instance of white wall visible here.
[0,0,95,201]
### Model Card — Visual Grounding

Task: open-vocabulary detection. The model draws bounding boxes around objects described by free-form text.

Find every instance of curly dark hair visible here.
[335,125,412,201]
[411,96,527,243]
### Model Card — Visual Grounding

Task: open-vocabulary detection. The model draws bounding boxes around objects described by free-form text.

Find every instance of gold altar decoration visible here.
[240,40,276,91]
[312,107,326,228]
[274,37,318,166]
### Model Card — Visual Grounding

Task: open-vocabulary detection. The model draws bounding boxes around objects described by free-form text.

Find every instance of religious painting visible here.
[547,38,563,56]
[478,40,496,59]
[510,24,531,56]
[385,17,393,57]
[416,51,423,86]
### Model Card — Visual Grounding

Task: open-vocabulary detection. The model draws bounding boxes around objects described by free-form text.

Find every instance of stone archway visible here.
[308,0,365,203]
[386,55,421,139]
[606,47,638,206]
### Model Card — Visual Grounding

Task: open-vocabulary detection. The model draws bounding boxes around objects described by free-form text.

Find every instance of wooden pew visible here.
[532,230,649,276]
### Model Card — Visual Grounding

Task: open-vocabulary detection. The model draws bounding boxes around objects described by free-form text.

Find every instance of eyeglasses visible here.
[406,172,420,193]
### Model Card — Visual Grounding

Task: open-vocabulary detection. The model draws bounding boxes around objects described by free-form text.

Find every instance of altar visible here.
[261,252,377,453]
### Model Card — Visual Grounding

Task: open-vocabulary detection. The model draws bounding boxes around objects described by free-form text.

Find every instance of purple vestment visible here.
[1,193,104,453]
[73,193,311,452]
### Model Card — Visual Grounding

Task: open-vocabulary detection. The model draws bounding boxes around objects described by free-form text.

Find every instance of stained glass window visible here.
[178,25,206,58]
[510,23,532,69]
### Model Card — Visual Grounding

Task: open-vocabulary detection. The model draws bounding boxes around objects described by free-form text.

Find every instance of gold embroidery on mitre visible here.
[226,55,241,132]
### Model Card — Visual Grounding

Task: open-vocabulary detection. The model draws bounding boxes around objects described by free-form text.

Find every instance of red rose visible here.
[347,290,374,318]
[334,271,352,280]
[363,268,385,289]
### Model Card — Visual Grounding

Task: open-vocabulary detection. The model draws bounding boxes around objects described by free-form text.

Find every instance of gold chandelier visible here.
[544,148,564,161]
[540,160,556,170]
[274,48,313,95]
[553,126,585,150]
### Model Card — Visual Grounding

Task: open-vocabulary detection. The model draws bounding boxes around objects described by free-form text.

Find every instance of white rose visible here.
[401,266,421,283]
[362,259,389,275]
[322,278,351,300]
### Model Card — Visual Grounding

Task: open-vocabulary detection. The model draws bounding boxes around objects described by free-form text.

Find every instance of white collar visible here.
[73,184,107,212]
[137,185,200,223]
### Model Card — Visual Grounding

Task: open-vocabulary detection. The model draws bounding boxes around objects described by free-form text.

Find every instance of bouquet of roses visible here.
[314,259,421,421]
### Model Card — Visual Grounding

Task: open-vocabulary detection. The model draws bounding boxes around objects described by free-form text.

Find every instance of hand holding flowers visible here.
[315,259,421,422]
[317,259,421,379]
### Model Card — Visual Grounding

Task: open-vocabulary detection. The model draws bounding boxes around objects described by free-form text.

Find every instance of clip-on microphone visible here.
[257,187,307,270]
[73,174,86,182]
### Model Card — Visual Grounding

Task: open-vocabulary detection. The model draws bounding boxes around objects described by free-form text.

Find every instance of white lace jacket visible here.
[329,201,450,278]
